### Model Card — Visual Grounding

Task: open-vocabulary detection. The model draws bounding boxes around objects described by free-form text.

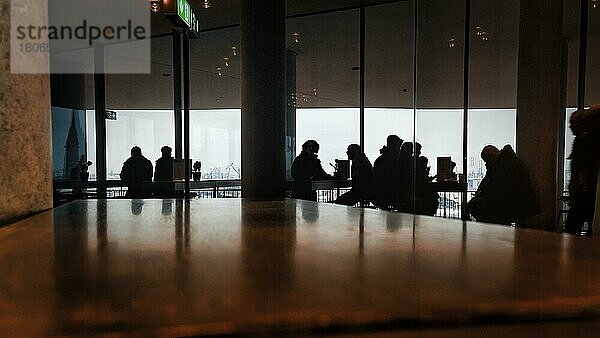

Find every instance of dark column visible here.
[285,50,297,181]
[0,0,52,224]
[183,31,191,198]
[516,0,564,230]
[94,46,107,197]
[241,1,286,198]
[173,30,183,160]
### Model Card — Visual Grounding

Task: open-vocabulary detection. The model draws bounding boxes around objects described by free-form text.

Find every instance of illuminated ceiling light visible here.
[448,37,456,48]
[481,31,489,41]
[149,0,162,13]
[475,25,485,37]
[231,46,238,56]
[593,0,599,8]
[201,0,211,9]
[302,95,308,102]
[313,88,318,96]
[216,67,222,76]
[292,32,300,43]
[223,57,230,67]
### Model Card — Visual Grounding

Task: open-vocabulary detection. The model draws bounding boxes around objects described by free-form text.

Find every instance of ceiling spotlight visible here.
[292,32,300,43]
[201,0,211,9]
[481,31,489,41]
[216,67,222,77]
[231,46,238,56]
[223,57,230,67]
[149,0,162,13]
[448,37,456,48]
[474,25,485,37]
[302,95,308,102]
[593,0,599,8]
[312,88,318,96]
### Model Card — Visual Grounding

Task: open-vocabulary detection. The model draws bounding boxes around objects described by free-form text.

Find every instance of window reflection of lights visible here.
[149,0,162,12]
[216,67,222,76]
[313,88,318,96]
[223,57,230,67]
[231,46,238,56]
[201,0,211,9]
[448,37,456,48]
[481,31,489,41]
[302,95,308,102]
[292,32,300,43]
[475,26,485,36]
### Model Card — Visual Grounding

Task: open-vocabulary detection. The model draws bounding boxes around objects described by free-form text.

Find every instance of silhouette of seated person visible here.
[467,144,540,225]
[373,135,403,210]
[334,144,374,206]
[412,143,439,215]
[564,105,600,235]
[120,146,153,198]
[154,145,175,198]
[291,140,332,201]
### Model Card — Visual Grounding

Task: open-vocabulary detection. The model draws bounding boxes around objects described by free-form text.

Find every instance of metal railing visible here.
[54,179,468,219]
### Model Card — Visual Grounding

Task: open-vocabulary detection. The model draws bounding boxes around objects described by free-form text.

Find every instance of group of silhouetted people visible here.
[291,136,439,216]
[120,145,174,198]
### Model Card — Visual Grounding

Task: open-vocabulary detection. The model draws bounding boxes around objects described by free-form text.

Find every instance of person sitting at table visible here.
[291,140,332,201]
[154,146,175,198]
[396,141,414,212]
[120,146,153,198]
[335,144,373,206]
[412,143,439,215]
[467,144,540,225]
[373,135,403,210]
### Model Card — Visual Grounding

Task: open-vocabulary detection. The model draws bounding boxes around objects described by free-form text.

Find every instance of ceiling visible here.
[64,0,599,110]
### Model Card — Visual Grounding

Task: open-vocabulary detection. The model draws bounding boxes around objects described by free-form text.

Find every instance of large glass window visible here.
[296,108,360,174]
[51,107,86,180]
[288,10,360,174]
[365,1,415,165]
[190,110,241,179]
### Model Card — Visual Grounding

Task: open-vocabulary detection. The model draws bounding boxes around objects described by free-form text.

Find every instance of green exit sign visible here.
[177,0,199,34]
[177,0,191,26]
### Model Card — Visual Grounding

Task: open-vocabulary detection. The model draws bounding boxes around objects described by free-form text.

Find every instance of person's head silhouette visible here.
[346,144,361,160]
[131,146,142,157]
[401,142,413,156]
[302,140,320,155]
[386,135,403,152]
[481,145,500,168]
[161,146,172,157]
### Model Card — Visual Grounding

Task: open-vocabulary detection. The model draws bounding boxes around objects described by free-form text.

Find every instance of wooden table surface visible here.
[0,199,599,336]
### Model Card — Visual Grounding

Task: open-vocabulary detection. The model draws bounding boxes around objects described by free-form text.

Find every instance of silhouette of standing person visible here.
[77,155,93,182]
[154,146,175,198]
[335,144,373,206]
[565,105,600,235]
[291,140,332,201]
[120,146,153,198]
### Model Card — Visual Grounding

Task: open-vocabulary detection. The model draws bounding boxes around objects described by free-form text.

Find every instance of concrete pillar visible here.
[516,0,564,230]
[285,50,297,181]
[0,0,53,225]
[241,1,286,198]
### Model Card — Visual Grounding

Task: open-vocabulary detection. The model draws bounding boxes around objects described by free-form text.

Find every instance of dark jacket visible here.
[154,156,174,181]
[350,153,374,200]
[373,148,402,209]
[291,151,332,200]
[120,155,153,198]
